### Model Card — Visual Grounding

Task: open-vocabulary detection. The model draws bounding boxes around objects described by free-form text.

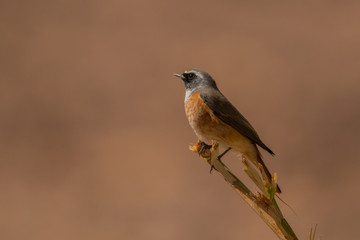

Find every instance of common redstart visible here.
[174,68,281,193]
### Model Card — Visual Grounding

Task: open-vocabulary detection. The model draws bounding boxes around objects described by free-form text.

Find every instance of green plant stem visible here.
[196,141,298,240]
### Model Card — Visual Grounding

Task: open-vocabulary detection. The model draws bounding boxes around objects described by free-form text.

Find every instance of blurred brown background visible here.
[1,1,360,239]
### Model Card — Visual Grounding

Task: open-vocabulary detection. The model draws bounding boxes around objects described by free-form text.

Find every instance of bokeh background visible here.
[1,1,360,239]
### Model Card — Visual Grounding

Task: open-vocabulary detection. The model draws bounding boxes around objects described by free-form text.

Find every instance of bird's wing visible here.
[200,90,274,155]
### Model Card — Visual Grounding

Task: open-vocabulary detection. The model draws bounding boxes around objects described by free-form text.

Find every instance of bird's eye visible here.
[187,73,195,80]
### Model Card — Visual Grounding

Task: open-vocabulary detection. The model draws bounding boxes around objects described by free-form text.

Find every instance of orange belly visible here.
[185,92,252,152]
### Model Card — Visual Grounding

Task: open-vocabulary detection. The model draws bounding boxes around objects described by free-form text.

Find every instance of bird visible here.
[174,68,281,193]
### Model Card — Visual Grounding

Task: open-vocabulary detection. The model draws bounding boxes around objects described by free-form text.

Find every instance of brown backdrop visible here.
[1,1,360,239]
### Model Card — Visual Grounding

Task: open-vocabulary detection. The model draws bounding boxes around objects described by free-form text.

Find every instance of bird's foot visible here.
[199,141,212,156]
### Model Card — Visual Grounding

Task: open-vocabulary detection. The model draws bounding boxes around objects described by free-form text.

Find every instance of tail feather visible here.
[255,148,281,193]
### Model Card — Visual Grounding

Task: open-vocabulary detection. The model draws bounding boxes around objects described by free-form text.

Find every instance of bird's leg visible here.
[210,147,232,173]
[217,147,232,160]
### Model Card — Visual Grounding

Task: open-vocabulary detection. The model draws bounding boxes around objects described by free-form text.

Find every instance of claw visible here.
[199,141,211,155]
[210,164,214,173]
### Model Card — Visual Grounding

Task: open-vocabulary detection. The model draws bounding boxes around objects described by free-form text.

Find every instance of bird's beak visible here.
[173,73,184,80]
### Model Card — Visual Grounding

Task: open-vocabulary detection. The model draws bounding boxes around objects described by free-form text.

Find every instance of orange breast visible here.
[185,93,232,141]
[185,92,252,151]
[185,92,214,126]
